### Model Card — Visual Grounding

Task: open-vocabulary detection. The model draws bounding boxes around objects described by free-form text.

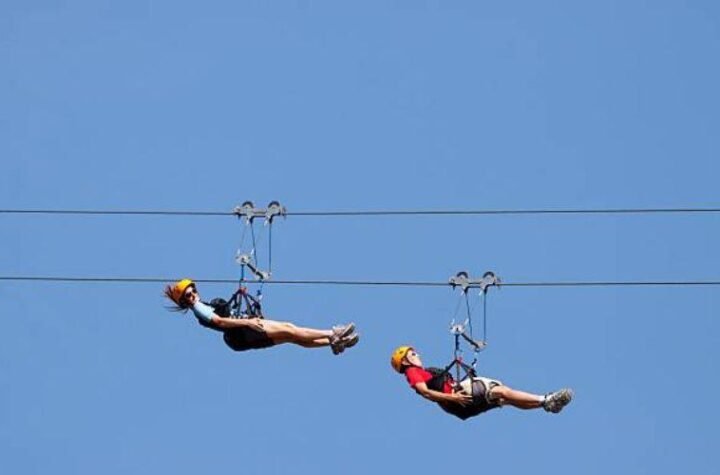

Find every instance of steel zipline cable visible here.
[1,275,720,288]
[1,207,720,217]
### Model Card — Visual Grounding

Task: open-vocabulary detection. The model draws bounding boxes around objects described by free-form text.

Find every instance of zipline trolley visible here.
[213,201,286,319]
[443,270,501,382]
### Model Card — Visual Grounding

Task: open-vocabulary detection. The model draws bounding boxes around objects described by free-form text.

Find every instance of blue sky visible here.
[1,1,719,474]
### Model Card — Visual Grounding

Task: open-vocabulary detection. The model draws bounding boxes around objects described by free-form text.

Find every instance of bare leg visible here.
[490,385,544,410]
[294,338,332,348]
[260,320,333,347]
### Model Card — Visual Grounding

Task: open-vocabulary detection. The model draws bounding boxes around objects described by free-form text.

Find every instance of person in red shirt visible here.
[391,346,573,420]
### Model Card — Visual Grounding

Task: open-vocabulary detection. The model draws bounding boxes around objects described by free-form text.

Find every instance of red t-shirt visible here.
[405,366,453,394]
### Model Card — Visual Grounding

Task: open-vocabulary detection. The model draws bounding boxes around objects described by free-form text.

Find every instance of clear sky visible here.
[2,1,719,474]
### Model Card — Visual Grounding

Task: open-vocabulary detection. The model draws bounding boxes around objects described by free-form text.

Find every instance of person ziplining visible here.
[164,201,359,355]
[391,346,573,419]
[391,272,573,420]
[165,279,358,354]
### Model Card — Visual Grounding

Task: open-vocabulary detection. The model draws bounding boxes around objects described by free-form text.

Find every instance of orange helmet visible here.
[390,346,413,373]
[166,278,195,304]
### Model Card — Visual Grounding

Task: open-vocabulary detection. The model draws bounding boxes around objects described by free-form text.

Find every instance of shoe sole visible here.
[342,333,360,349]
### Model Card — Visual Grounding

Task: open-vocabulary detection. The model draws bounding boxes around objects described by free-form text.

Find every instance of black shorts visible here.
[438,379,501,420]
[223,327,275,352]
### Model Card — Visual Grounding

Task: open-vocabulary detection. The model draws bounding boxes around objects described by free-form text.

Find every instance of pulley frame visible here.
[444,270,501,382]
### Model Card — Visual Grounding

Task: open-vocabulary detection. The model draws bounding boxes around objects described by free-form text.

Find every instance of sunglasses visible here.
[182,288,197,300]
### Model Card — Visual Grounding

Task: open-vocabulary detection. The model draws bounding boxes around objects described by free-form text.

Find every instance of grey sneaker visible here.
[332,323,355,340]
[341,333,360,350]
[330,333,359,355]
[330,323,355,355]
[543,388,574,413]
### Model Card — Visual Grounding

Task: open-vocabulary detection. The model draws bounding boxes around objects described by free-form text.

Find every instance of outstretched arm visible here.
[190,300,265,331]
[413,382,472,406]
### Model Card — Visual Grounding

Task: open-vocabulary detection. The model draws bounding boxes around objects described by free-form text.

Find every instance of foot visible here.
[330,323,355,355]
[331,333,359,355]
[543,388,573,413]
[341,332,360,350]
[332,323,355,340]
[331,340,344,355]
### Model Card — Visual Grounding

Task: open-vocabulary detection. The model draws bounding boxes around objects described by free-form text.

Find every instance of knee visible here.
[491,385,510,398]
[268,320,295,328]
[279,322,297,332]
[275,322,298,338]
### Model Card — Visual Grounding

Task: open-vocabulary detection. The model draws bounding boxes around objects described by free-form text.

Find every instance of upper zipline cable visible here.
[0,209,229,216]
[1,207,720,217]
[1,275,719,288]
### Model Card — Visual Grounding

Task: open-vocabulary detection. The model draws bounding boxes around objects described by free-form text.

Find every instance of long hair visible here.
[164,284,190,313]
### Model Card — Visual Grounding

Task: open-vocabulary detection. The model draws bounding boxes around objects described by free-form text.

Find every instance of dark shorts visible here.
[438,379,502,420]
[223,327,275,352]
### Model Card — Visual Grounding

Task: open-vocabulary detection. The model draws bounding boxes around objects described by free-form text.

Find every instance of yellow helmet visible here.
[390,346,413,373]
[166,278,195,304]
